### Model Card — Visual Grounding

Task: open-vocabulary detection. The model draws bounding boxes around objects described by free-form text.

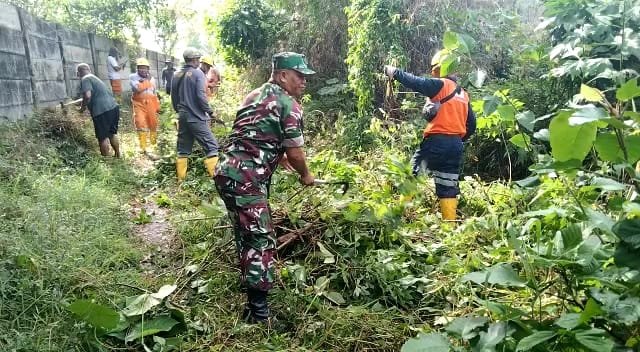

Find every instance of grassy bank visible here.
[0,111,151,350]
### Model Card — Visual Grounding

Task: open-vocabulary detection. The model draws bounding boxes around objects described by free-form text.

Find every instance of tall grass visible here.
[0,112,144,351]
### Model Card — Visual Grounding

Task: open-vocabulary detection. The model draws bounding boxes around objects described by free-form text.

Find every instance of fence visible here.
[0,3,174,122]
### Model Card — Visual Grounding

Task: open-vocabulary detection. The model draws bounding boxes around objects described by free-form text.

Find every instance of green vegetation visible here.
[2,0,640,351]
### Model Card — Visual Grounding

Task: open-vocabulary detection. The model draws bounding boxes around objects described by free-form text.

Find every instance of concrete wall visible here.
[0,4,174,122]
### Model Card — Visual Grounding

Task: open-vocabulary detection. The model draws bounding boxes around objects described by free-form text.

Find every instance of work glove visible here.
[383,65,397,79]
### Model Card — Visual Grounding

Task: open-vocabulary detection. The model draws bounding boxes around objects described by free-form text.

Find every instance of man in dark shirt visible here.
[384,52,476,221]
[170,48,220,181]
[161,60,175,94]
[77,63,121,158]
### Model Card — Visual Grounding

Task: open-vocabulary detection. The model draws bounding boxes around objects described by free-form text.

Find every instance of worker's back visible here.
[80,74,117,116]
[170,66,209,121]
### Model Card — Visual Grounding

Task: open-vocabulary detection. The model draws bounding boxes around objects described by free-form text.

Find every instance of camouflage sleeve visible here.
[281,99,304,148]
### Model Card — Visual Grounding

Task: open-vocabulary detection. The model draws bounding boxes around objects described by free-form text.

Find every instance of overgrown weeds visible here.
[0,111,146,351]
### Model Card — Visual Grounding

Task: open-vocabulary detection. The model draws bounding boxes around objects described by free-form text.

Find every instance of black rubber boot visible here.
[243,288,270,323]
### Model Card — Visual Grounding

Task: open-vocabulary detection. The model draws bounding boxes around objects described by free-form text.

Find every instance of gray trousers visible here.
[177,112,219,157]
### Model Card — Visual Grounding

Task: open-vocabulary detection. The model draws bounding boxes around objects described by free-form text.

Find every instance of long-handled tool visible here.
[62,98,83,106]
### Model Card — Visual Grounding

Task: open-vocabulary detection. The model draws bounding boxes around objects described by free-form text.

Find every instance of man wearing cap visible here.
[161,59,176,94]
[171,48,220,181]
[76,63,121,157]
[214,52,316,323]
[130,58,161,154]
[200,56,221,98]
[383,49,476,221]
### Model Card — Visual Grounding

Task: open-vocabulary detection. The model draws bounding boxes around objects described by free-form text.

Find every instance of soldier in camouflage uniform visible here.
[214,52,316,323]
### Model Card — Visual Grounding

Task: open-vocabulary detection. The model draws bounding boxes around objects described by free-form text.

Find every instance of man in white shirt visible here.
[107,47,125,100]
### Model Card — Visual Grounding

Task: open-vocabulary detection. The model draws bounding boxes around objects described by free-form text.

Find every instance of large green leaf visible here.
[590,177,626,192]
[462,264,526,287]
[579,84,604,103]
[580,299,604,325]
[595,133,640,164]
[617,78,640,101]
[591,289,640,326]
[68,300,120,330]
[516,111,536,132]
[613,219,640,248]
[549,111,597,162]
[614,244,640,270]
[515,331,556,351]
[124,316,179,342]
[122,285,177,317]
[585,208,614,236]
[324,291,346,305]
[574,328,613,352]
[497,105,516,122]
[469,68,487,88]
[568,105,608,125]
[555,313,582,330]
[443,31,459,50]
[457,33,475,54]
[560,224,583,250]
[401,333,451,352]
[483,96,501,116]
[122,294,162,317]
[626,135,640,163]
[595,133,624,163]
[510,134,531,150]
[474,322,507,352]
[445,316,488,340]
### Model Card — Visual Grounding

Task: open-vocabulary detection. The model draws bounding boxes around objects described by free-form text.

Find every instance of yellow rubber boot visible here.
[149,131,157,146]
[440,198,457,221]
[137,132,148,152]
[204,156,219,177]
[176,157,188,182]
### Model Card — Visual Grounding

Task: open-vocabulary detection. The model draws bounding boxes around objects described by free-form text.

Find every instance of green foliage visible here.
[211,0,282,67]
[69,285,184,348]
[401,333,451,352]
[345,0,408,116]
[8,0,169,41]
[133,207,153,224]
[541,0,640,84]
[0,113,144,350]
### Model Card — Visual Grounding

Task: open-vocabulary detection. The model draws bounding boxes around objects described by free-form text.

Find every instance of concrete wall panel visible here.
[57,27,90,48]
[0,79,33,107]
[0,104,33,122]
[63,44,93,64]
[0,28,26,55]
[0,4,21,31]
[0,53,29,79]
[28,36,60,59]
[22,11,57,39]
[36,80,66,102]
[32,59,64,81]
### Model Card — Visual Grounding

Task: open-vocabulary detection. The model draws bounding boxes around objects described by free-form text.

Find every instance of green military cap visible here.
[272,52,316,75]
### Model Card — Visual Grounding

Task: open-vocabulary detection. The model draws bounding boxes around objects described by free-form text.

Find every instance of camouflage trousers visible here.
[214,174,276,292]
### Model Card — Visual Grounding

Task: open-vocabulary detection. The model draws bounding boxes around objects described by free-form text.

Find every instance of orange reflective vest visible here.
[132,79,160,113]
[423,79,469,138]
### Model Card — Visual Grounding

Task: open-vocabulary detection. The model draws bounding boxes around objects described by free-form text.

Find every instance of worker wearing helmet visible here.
[130,57,160,154]
[200,56,222,98]
[383,49,476,221]
[170,48,220,181]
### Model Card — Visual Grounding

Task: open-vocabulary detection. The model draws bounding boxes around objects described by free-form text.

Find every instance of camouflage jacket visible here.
[216,83,304,185]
